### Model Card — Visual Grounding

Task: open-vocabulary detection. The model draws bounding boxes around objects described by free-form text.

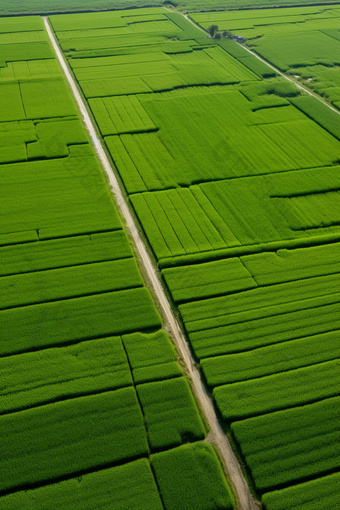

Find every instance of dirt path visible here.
[43,16,258,510]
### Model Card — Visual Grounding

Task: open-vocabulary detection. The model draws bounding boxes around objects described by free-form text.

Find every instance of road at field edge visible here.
[43,15,259,510]
[184,12,340,115]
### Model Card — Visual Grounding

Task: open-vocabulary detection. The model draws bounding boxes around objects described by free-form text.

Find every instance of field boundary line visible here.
[43,15,258,510]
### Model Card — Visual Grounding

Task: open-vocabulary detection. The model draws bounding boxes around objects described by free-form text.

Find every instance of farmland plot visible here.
[192,6,340,109]
[33,6,340,509]
[0,12,235,510]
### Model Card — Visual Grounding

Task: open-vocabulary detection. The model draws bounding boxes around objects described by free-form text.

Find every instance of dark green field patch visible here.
[201,330,340,386]
[214,360,340,421]
[0,231,131,276]
[0,458,164,510]
[151,442,234,510]
[0,337,132,414]
[231,397,340,492]
[0,287,162,356]
[0,258,143,309]
[137,377,205,450]
[163,257,257,303]
[0,388,149,495]
[123,330,182,384]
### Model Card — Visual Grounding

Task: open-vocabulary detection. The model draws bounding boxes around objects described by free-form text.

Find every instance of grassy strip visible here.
[231,397,340,492]
[0,288,162,356]
[0,458,163,510]
[0,231,132,277]
[0,146,122,241]
[158,234,340,269]
[241,242,340,286]
[137,377,205,451]
[123,330,182,383]
[290,95,340,140]
[162,257,257,303]
[0,259,143,309]
[0,337,132,414]
[214,360,340,421]
[180,274,340,325]
[201,330,340,386]
[262,472,340,510]
[189,301,340,358]
[151,442,234,510]
[0,388,148,495]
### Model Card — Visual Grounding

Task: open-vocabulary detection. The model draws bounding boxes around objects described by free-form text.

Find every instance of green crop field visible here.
[46,6,340,508]
[0,12,236,510]
[192,5,340,109]
[1,4,340,510]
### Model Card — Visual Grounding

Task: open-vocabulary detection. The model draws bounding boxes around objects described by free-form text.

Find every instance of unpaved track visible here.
[44,16,258,510]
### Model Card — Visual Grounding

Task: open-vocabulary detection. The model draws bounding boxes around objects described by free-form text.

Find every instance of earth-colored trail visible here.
[43,16,258,510]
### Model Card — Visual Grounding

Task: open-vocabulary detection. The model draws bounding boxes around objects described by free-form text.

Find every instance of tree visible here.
[222,30,232,39]
[208,24,218,37]
[215,32,222,39]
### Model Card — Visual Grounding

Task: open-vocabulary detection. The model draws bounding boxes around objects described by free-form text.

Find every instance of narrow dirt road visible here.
[43,16,258,510]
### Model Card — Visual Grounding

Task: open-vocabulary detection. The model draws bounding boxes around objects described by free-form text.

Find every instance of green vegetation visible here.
[262,472,340,510]
[231,397,340,491]
[0,288,162,356]
[0,459,164,510]
[0,388,148,494]
[123,330,183,383]
[180,274,340,358]
[214,360,340,420]
[193,6,340,109]
[290,95,340,139]
[151,442,235,510]
[0,337,132,413]
[1,0,338,16]
[201,330,340,385]
[163,257,257,303]
[0,10,238,510]
[137,377,206,450]
[0,231,132,276]
[0,259,143,309]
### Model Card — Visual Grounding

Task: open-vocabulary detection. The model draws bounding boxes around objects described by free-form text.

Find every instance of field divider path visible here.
[43,15,258,510]
[184,12,340,116]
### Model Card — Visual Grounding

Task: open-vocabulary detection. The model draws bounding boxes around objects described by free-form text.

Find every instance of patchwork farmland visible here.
[0,4,339,510]
[0,13,235,510]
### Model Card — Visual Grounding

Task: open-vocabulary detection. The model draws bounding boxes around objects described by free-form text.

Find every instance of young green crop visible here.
[231,397,340,492]
[214,360,340,420]
[0,388,148,494]
[0,337,132,414]
[0,459,163,510]
[262,472,340,510]
[151,442,234,510]
[137,377,205,450]
[201,330,340,386]
[0,231,132,276]
[0,287,162,356]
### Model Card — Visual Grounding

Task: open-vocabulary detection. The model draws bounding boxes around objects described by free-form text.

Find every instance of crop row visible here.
[163,242,340,302]
[0,118,88,165]
[108,87,340,196]
[180,274,340,358]
[231,397,340,492]
[214,359,340,420]
[202,329,340,386]
[0,442,234,510]
[131,166,340,265]
[89,95,156,136]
